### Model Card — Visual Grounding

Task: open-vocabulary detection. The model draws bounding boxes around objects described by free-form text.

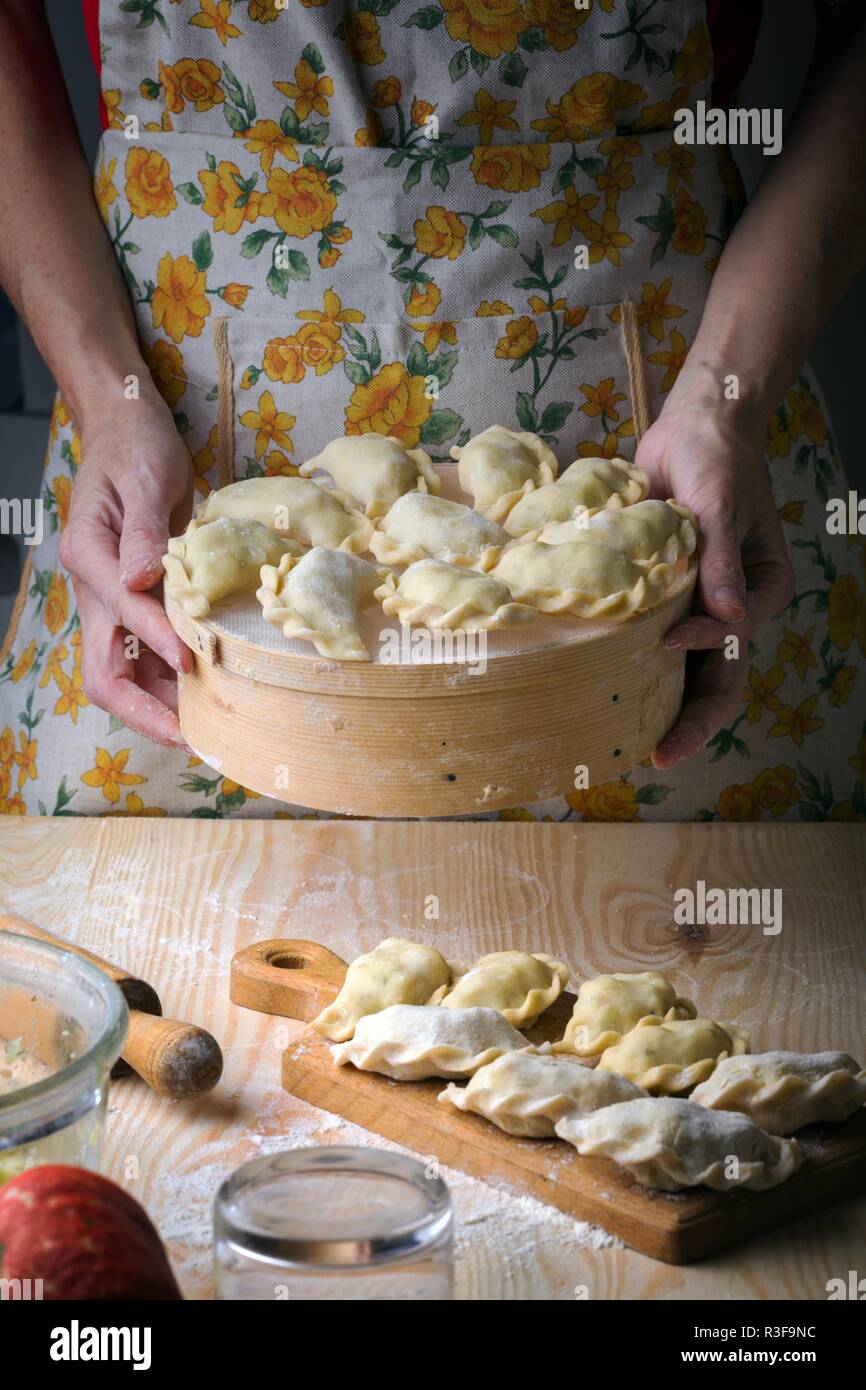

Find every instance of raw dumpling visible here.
[690,1050,866,1135]
[438,1047,647,1137]
[332,1004,526,1080]
[485,539,671,620]
[504,457,648,538]
[375,559,537,631]
[597,1016,750,1094]
[368,493,508,567]
[299,434,441,518]
[162,517,300,618]
[257,547,384,661]
[198,475,373,553]
[555,1097,801,1192]
[553,971,696,1057]
[535,499,697,570]
[311,938,452,1042]
[441,950,569,1027]
[450,426,558,522]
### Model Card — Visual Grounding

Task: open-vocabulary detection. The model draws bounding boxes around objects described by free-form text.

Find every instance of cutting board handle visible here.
[230,938,347,1022]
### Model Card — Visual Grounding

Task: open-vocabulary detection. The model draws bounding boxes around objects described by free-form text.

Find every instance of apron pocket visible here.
[214,297,651,483]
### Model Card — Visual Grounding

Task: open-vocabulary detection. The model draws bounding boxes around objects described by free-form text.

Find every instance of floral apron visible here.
[1,0,864,823]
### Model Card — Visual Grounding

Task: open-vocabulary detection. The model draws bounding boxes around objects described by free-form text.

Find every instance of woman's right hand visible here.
[59,387,195,747]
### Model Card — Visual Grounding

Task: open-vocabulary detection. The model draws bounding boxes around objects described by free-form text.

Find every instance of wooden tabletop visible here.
[0,817,863,1301]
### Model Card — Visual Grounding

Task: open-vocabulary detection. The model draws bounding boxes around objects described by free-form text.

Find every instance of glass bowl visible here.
[0,930,128,1183]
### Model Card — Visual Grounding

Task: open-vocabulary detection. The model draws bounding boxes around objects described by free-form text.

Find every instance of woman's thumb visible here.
[697,508,747,622]
[118,485,173,590]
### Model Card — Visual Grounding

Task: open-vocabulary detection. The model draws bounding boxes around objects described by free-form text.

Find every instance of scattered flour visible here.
[145,1092,621,1298]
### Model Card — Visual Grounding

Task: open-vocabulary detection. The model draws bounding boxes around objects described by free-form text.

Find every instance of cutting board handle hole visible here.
[264,951,308,971]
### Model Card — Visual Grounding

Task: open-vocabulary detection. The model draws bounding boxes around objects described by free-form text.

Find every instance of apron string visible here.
[213,316,235,489]
[620,299,652,444]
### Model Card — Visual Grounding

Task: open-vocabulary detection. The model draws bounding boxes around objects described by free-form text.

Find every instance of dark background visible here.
[1,0,864,636]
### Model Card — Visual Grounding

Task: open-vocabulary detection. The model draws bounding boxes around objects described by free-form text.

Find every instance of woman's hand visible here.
[0,3,199,747]
[635,363,794,770]
[59,388,195,747]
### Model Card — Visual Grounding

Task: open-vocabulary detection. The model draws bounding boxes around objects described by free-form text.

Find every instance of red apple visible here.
[0,1165,182,1300]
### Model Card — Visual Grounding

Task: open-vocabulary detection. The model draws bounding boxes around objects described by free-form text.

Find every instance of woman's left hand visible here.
[634,363,795,770]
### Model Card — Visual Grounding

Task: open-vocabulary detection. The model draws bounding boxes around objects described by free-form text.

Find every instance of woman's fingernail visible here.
[716,587,745,618]
[122,557,160,586]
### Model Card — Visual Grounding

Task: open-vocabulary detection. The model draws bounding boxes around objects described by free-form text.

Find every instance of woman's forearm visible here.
[0,1,149,434]
[683,12,866,425]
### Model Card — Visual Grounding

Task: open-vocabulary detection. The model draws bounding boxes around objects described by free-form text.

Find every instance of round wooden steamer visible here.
[165,562,695,817]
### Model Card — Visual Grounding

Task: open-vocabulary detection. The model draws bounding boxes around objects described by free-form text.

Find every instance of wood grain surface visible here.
[0,818,863,1299]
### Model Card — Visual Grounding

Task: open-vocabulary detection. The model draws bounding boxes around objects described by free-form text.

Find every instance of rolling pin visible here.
[0,911,223,1100]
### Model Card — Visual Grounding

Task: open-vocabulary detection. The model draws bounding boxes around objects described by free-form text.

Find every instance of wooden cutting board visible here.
[231,938,866,1265]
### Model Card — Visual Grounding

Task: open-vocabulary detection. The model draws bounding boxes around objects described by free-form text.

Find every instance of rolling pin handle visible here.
[123,1013,224,1101]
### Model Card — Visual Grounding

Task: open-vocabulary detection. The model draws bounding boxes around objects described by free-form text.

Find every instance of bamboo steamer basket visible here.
[169,303,695,815]
[165,535,696,818]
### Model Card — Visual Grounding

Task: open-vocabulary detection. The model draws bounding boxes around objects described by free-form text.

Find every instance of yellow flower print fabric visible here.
[0,0,863,820]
